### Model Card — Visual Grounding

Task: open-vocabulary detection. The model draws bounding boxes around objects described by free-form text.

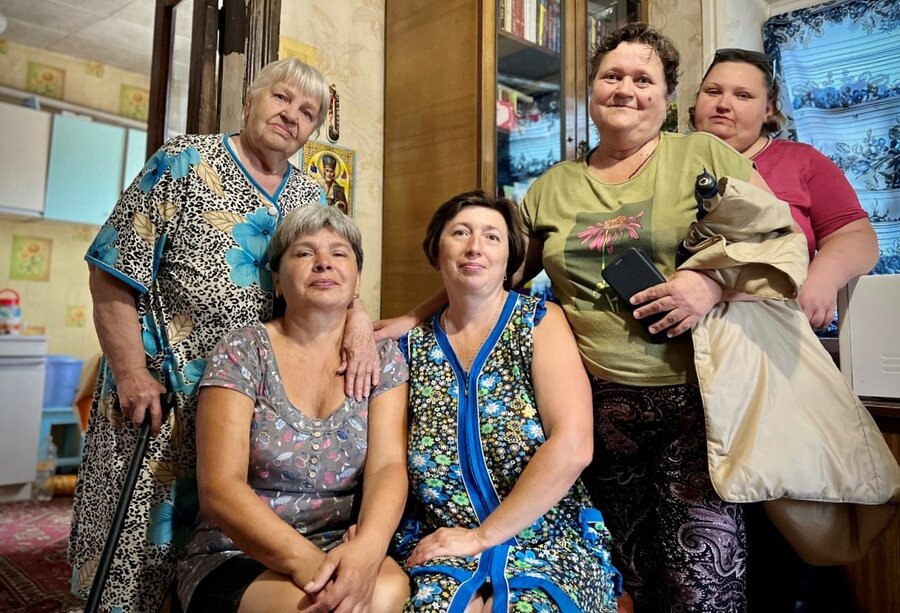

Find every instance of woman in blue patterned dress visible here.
[177,206,410,612]
[70,58,379,612]
[398,191,621,612]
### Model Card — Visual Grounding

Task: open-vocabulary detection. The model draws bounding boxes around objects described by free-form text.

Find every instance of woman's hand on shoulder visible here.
[373,313,418,342]
[405,527,488,568]
[300,539,383,612]
[340,304,379,401]
[632,270,724,338]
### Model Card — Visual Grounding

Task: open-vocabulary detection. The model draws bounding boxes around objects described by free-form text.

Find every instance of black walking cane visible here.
[84,393,171,613]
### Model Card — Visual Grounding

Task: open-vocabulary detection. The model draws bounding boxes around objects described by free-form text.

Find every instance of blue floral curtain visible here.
[763,0,900,274]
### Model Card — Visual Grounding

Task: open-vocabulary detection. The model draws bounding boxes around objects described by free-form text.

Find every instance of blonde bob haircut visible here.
[268,206,364,273]
[244,58,330,129]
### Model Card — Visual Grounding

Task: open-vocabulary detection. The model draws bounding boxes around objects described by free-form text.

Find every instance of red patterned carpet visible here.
[0,498,85,612]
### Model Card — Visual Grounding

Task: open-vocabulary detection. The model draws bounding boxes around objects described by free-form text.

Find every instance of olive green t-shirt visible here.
[521,131,752,386]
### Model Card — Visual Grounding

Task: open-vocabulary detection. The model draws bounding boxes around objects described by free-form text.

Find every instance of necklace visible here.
[627,134,660,179]
[442,292,505,372]
[746,136,772,160]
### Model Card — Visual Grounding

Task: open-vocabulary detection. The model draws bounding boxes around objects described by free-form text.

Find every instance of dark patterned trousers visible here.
[584,379,747,613]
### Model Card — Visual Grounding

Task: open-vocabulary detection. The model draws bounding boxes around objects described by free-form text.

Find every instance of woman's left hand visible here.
[339,306,380,401]
[301,541,381,613]
[798,277,838,329]
[631,270,723,337]
[406,527,487,567]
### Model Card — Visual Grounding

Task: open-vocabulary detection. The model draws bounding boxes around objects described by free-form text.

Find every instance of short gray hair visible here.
[245,58,330,128]
[269,206,363,272]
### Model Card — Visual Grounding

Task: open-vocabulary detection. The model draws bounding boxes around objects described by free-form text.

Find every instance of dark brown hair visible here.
[690,48,786,135]
[422,190,526,289]
[589,22,681,95]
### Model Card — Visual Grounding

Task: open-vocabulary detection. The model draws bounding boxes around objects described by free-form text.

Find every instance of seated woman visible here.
[397,191,621,613]
[177,206,410,613]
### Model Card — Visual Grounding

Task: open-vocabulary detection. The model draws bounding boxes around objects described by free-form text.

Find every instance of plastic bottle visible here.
[32,435,57,502]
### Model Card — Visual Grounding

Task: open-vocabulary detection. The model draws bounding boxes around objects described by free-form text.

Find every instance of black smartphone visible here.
[601,247,670,343]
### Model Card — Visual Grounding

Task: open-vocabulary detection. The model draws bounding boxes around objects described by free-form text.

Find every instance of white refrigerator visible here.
[0,336,47,502]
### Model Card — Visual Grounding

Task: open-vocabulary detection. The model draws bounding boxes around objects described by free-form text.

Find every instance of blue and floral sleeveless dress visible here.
[69,133,320,612]
[398,292,621,612]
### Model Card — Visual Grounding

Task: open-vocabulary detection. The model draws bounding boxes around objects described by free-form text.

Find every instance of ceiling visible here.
[0,0,193,77]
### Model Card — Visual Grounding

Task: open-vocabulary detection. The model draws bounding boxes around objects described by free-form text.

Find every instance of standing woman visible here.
[691,49,878,328]
[69,58,377,612]
[690,48,880,611]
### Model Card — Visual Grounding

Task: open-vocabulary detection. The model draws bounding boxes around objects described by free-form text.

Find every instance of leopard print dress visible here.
[69,133,320,612]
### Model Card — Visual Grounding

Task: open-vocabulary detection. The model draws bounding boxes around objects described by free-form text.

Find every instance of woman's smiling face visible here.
[438,206,509,295]
[589,42,669,140]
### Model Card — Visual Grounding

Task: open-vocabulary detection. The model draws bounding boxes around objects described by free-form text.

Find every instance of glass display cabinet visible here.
[382,0,644,315]
[495,1,565,201]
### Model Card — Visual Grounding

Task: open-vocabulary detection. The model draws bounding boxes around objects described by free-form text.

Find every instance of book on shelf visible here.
[499,0,560,54]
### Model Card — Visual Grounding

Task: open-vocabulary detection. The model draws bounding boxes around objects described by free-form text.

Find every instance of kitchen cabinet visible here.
[0,101,52,218]
[124,128,149,190]
[44,114,127,226]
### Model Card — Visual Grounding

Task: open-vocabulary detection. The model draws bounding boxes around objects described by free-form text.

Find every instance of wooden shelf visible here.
[497,31,560,82]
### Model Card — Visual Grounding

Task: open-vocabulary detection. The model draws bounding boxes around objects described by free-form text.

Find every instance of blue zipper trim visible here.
[222,133,291,212]
[489,545,512,612]
[433,310,492,524]
[433,293,518,528]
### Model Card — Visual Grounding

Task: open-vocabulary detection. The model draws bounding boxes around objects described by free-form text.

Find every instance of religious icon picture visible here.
[298,141,355,217]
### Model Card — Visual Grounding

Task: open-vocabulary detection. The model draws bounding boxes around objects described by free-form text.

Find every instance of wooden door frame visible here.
[146,0,282,156]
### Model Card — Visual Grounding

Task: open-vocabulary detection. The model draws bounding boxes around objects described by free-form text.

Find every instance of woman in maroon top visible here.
[691,48,878,329]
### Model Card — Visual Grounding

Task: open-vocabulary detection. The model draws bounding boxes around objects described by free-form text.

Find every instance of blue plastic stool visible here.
[38,405,84,469]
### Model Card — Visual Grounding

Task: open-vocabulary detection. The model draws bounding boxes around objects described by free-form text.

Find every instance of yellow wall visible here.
[648,0,703,132]
[0,219,99,361]
[280,1,386,317]
[0,39,150,119]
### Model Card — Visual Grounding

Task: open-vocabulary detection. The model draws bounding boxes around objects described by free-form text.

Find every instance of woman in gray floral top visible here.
[177,206,410,612]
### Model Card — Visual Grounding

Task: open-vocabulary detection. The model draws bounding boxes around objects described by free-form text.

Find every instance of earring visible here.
[503,272,508,281]
[353,293,360,300]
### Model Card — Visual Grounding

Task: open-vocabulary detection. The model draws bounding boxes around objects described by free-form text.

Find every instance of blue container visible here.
[43,355,85,407]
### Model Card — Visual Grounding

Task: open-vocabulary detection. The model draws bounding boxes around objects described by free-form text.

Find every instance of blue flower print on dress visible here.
[139,150,171,192]
[482,400,504,417]
[171,357,207,396]
[233,207,278,257]
[140,314,161,356]
[412,583,441,605]
[147,478,199,550]
[428,345,446,364]
[513,550,547,569]
[168,147,200,180]
[227,207,277,289]
[87,225,119,267]
[410,451,437,473]
[418,480,449,505]
[523,419,544,441]
[479,372,499,392]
